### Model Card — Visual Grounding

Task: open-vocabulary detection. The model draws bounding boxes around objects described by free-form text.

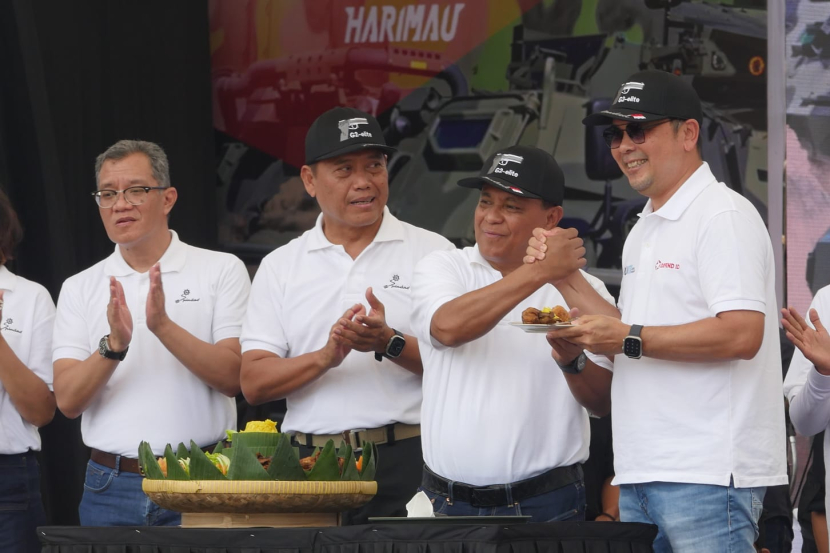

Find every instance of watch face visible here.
[99,336,108,356]
[623,337,642,359]
[387,335,406,357]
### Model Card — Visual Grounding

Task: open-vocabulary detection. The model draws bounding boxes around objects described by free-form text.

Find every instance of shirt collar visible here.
[640,162,715,221]
[306,206,405,252]
[468,244,500,274]
[0,265,17,291]
[103,230,188,276]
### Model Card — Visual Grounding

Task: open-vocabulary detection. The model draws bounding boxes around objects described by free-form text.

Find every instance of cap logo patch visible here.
[631,114,646,119]
[488,153,523,178]
[338,117,371,141]
[614,81,644,104]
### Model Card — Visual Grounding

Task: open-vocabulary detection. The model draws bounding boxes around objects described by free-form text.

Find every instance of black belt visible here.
[421,463,583,507]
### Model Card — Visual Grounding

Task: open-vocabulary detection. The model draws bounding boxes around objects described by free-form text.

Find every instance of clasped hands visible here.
[318,287,394,370]
[524,227,627,359]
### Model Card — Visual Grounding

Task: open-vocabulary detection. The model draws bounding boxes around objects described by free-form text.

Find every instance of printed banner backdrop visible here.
[210,0,768,292]
[786,0,830,314]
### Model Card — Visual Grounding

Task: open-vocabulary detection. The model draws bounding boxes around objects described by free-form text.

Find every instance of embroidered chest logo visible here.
[1,317,22,333]
[383,274,410,290]
[174,289,201,303]
[624,264,636,275]
[654,260,681,271]
[338,117,371,141]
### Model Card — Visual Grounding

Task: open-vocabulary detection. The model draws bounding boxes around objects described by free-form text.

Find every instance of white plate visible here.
[509,322,574,333]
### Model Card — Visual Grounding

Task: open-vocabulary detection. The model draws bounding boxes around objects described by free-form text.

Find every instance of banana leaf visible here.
[164,446,189,480]
[189,440,227,480]
[306,440,340,481]
[176,442,189,460]
[213,440,224,455]
[266,433,306,481]
[232,432,280,458]
[226,443,272,481]
[138,441,164,479]
[340,443,360,481]
[359,441,378,481]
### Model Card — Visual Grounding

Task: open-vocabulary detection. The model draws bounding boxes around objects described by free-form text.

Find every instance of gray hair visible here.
[95,140,171,188]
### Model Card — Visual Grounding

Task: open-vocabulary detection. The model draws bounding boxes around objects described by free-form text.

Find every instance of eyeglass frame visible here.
[601,119,676,149]
[91,186,168,208]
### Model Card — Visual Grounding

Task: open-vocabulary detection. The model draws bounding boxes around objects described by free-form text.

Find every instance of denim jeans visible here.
[419,480,585,522]
[79,459,180,526]
[0,451,46,553]
[619,481,766,553]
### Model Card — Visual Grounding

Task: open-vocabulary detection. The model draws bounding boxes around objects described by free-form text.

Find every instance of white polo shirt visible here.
[52,231,250,457]
[613,162,786,488]
[411,245,614,486]
[241,207,454,435]
[0,266,55,454]
[783,285,830,539]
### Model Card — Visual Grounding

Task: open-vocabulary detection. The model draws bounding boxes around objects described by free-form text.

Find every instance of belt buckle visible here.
[343,429,366,451]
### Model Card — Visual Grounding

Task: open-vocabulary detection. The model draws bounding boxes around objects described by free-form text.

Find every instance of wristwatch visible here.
[557,352,588,374]
[623,324,644,359]
[98,334,128,361]
[375,329,406,361]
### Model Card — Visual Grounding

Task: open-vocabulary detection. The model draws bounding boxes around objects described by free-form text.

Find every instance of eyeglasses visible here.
[602,119,671,149]
[92,186,167,208]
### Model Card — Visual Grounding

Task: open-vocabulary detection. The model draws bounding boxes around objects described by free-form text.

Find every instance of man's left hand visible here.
[554,314,629,357]
[146,263,171,333]
[334,287,393,354]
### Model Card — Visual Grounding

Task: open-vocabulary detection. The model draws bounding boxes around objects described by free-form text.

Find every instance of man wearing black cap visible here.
[410,145,615,521]
[239,107,453,524]
[527,70,786,550]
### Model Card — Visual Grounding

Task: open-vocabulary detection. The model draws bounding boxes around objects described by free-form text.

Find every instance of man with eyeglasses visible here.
[52,140,251,526]
[526,70,786,551]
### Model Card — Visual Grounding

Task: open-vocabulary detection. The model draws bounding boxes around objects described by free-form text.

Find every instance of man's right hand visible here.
[317,304,365,370]
[524,227,586,283]
[107,276,133,352]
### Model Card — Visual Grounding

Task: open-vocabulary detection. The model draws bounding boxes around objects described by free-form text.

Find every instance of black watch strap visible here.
[99,334,128,361]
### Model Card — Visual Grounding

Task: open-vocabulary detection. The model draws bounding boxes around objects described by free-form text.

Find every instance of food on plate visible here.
[157,457,190,477]
[206,452,231,475]
[242,419,278,433]
[521,305,570,325]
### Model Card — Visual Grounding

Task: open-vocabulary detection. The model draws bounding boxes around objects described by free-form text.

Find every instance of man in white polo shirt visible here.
[240,107,453,524]
[410,145,613,521]
[52,140,251,526]
[527,70,786,551]
[0,189,56,553]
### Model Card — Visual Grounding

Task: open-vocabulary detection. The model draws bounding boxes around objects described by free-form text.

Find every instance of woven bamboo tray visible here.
[142,480,377,513]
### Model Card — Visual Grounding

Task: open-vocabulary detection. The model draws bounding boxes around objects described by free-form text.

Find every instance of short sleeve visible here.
[52,277,93,363]
[241,256,289,357]
[410,251,469,349]
[28,285,56,389]
[211,255,252,343]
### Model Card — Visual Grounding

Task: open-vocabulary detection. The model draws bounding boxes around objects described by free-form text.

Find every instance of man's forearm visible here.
[152,319,242,397]
[562,360,612,416]
[430,264,544,347]
[0,339,55,427]
[240,350,330,405]
[641,311,764,362]
[388,333,423,375]
[555,272,620,318]
[53,355,120,419]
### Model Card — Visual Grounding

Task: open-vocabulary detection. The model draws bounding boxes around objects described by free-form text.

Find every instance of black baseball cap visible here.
[457,145,564,206]
[304,107,396,165]
[582,70,702,126]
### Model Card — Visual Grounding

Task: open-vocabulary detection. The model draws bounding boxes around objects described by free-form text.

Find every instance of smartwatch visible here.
[375,329,406,361]
[98,334,128,361]
[557,352,588,374]
[623,324,644,359]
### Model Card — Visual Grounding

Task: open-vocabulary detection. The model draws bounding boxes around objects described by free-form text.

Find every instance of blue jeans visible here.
[79,459,180,526]
[419,480,585,522]
[0,452,46,553]
[619,481,766,553]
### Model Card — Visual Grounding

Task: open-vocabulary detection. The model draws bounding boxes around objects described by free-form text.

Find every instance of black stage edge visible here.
[39,522,658,553]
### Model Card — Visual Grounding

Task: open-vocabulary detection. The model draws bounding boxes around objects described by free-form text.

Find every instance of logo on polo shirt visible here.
[614,81,644,104]
[488,153,523,178]
[383,274,410,290]
[1,317,21,333]
[624,264,636,275]
[654,260,681,271]
[174,288,201,303]
[338,117,372,141]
